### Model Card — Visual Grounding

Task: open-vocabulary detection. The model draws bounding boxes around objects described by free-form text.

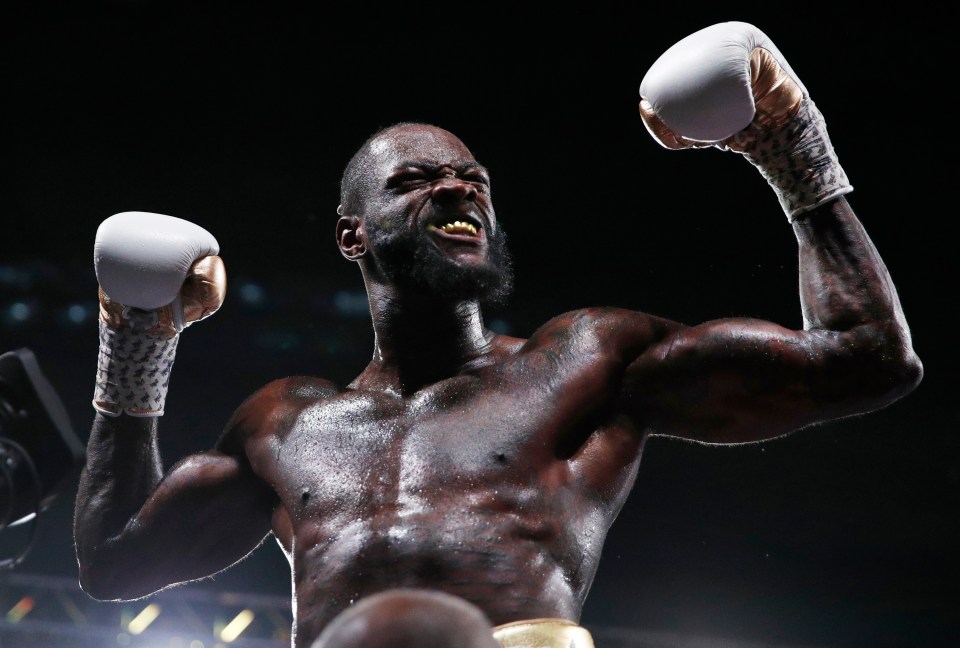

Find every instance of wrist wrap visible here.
[93,314,179,417]
[727,97,853,221]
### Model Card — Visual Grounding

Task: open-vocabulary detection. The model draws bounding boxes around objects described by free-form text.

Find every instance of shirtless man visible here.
[73,22,922,648]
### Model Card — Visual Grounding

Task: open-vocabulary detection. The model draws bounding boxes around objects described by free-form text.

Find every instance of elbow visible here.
[77,550,156,602]
[79,574,156,603]
[884,318,924,396]
[78,573,121,602]
[867,331,924,405]
[892,344,924,399]
[78,565,133,602]
[830,324,924,411]
[77,568,122,602]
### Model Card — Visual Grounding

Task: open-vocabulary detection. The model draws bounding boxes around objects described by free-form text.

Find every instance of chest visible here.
[270,355,608,516]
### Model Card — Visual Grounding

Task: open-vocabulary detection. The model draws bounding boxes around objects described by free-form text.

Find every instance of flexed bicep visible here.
[627,22,922,443]
[623,315,911,444]
[75,414,276,601]
[132,448,277,584]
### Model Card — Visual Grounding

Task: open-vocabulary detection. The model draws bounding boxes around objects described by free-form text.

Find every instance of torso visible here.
[236,309,656,645]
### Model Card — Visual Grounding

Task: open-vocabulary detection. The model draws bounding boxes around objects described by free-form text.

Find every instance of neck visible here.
[356,281,495,394]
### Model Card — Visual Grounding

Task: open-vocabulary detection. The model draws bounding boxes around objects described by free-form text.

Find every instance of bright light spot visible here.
[7,511,36,526]
[67,304,88,324]
[127,603,161,635]
[489,318,511,334]
[219,609,255,643]
[239,282,265,305]
[9,302,31,321]
[333,289,369,317]
[5,596,34,623]
[0,266,28,287]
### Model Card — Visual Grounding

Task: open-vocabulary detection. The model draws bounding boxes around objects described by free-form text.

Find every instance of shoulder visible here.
[524,306,683,359]
[215,375,342,453]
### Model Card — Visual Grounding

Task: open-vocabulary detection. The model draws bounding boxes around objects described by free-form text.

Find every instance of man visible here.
[73,21,922,648]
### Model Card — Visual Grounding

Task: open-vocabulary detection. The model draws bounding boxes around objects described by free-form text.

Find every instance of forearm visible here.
[795,199,908,332]
[73,413,164,596]
[74,418,276,600]
[72,212,258,600]
[793,198,922,398]
[75,414,160,534]
[634,23,923,440]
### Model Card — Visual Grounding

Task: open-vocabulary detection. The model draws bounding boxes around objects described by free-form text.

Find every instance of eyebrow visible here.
[395,160,489,176]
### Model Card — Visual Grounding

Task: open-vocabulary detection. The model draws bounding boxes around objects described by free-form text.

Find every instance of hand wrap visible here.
[93,313,179,417]
[726,95,852,220]
[91,211,225,417]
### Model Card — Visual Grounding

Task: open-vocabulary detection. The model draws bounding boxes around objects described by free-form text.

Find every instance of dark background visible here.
[1,3,955,647]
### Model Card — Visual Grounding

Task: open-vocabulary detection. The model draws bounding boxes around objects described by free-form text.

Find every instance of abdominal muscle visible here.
[289,500,586,643]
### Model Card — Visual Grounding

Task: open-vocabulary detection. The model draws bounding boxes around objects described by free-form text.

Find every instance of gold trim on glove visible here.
[97,255,226,339]
[492,618,595,648]
[723,47,805,154]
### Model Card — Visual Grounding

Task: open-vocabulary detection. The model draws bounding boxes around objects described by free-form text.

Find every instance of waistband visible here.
[492,618,595,648]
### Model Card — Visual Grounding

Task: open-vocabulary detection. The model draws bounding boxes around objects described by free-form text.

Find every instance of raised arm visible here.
[74,414,276,600]
[73,212,275,600]
[621,22,922,443]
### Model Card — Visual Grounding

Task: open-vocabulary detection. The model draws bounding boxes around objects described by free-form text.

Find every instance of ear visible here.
[336,214,366,261]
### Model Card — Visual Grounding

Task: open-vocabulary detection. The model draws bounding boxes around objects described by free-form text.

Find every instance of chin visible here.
[371,225,514,307]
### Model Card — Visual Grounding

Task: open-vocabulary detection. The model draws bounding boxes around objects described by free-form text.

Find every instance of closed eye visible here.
[386,165,490,193]
[464,171,491,192]
[386,169,428,190]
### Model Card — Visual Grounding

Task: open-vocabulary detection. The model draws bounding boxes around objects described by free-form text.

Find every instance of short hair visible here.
[339,121,433,215]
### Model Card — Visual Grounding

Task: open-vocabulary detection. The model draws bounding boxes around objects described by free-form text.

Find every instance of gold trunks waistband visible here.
[492,618,595,648]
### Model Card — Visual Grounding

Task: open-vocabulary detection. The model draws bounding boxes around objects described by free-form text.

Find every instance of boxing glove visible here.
[93,212,226,417]
[639,21,852,220]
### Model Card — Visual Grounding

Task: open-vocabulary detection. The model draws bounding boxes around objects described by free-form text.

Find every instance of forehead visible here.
[367,126,476,169]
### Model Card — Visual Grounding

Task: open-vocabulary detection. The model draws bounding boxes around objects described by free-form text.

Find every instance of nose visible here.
[430,176,477,203]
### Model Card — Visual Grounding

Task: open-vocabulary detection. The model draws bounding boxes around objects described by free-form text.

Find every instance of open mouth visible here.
[427,216,484,241]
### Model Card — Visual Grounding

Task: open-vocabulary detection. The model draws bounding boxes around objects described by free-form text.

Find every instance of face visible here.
[349,125,513,306]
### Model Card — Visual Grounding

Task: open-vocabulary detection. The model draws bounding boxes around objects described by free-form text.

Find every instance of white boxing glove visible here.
[95,211,220,310]
[639,21,853,220]
[93,212,226,417]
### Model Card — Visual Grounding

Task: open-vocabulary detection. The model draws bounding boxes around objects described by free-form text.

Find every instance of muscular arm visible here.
[619,23,923,443]
[73,412,277,601]
[74,212,281,600]
[623,198,922,443]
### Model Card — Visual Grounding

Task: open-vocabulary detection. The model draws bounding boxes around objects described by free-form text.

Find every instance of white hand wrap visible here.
[91,211,225,418]
[93,315,179,418]
[726,97,853,220]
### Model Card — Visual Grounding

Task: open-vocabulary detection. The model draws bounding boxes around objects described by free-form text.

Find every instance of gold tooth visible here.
[438,221,478,235]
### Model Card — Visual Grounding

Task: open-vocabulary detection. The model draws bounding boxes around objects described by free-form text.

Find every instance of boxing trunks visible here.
[493,618,595,648]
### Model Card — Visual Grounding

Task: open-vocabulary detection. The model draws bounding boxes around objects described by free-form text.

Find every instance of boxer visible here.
[74,21,922,648]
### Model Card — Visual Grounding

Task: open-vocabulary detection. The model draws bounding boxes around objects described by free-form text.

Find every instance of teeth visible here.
[438,221,478,235]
